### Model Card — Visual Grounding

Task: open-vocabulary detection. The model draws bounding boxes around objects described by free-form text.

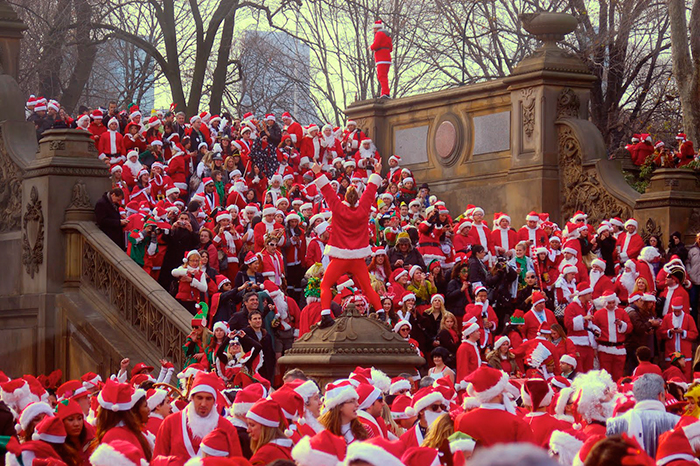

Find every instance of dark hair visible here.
[187,201,200,213]
[248,309,262,320]
[94,408,152,460]
[283,368,308,381]
[108,188,125,198]
[471,244,485,255]
[451,262,468,280]
[636,346,652,362]
[431,346,450,360]
[78,105,88,114]
[584,436,633,466]
[243,291,258,303]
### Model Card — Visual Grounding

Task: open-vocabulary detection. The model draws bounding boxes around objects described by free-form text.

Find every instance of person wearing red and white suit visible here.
[467,207,496,258]
[212,211,243,282]
[676,133,696,166]
[319,124,344,170]
[201,177,220,215]
[589,258,615,299]
[370,20,393,98]
[491,212,518,257]
[386,154,402,184]
[523,291,558,341]
[592,291,632,381]
[456,323,482,381]
[660,296,698,380]
[564,282,600,373]
[260,233,286,287]
[304,221,329,268]
[153,371,242,464]
[660,267,690,317]
[455,366,535,446]
[166,147,189,195]
[616,218,645,262]
[281,112,303,149]
[636,246,660,293]
[518,211,548,254]
[520,379,570,447]
[353,138,381,181]
[122,150,143,189]
[417,207,446,264]
[253,204,286,253]
[97,117,126,166]
[399,386,448,448]
[312,162,384,325]
[342,120,366,157]
[299,124,321,163]
[464,286,498,348]
[356,383,389,439]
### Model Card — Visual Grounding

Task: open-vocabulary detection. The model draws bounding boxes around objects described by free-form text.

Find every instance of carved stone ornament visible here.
[556,88,580,120]
[0,126,22,232]
[521,87,536,138]
[67,180,92,210]
[641,217,662,242]
[688,208,700,235]
[49,140,66,151]
[558,126,632,225]
[22,186,44,278]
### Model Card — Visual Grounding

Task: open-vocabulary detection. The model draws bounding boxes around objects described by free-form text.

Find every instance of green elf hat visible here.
[510,309,525,325]
[448,431,476,454]
[191,302,209,328]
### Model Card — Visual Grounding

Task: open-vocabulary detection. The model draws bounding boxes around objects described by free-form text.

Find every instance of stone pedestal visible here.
[634,169,700,245]
[0,0,26,80]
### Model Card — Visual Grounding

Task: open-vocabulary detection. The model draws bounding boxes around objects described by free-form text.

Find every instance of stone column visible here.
[634,169,700,245]
[0,0,26,80]
[19,129,110,372]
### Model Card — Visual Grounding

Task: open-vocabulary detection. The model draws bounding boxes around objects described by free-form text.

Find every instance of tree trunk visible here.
[210,5,237,114]
[668,0,700,145]
[37,0,71,99]
[60,0,97,113]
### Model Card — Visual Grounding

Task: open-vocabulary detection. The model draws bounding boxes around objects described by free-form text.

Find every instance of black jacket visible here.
[445,278,469,318]
[242,325,276,383]
[94,192,125,250]
[157,225,200,291]
[387,246,426,270]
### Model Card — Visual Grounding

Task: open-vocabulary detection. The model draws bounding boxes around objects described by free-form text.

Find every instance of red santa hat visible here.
[199,428,233,457]
[215,211,232,223]
[145,388,169,411]
[401,447,441,466]
[405,387,446,417]
[246,398,285,428]
[656,427,697,466]
[561,264,578,276]
[287,379,319,404]
[677,132,688,140]
[90,439,148,466]
[356,383,383,411]
[56,380,88,401]
[55,399,83,422]
[349,367,372,386]
[214,275,231,291]
[98,380,145,412]
[47,99,60,112]
[389,377,411,395]
[602,290,619,304]
[525,211,539,222]
[538,321,552,335]
[270,387,305,423]
[531,291,546,306]
[244,251,259,265]
[28,417,65,447]
[624,218,638,229]
[493,336,510,352]
[560,354,578,370]
[521,379,553,411]
[1,379,35,411]
[177,363,207,382]
[576,282,593,296]
[90,109,103,119]
[81,372,102,390]
[261,203,276,216]
[291,429,347,466]
[189,372,222,399]
[322,380,358,413]
[360,137,372,145]
[389,394,413,420]
[462,322,480,340]
[549,430,585,466]
[17,401,54,433]
[232,383,266,417]
[550,375,572,391]
[344,437,405,466]
[388,154,401,164]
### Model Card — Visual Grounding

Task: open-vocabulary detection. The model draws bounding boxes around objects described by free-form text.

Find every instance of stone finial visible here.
[520,12,578,45]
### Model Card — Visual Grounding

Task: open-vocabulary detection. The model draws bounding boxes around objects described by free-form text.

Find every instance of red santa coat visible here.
[124,133,147,154]
[320,137,344,163]
[591,274,615,299]
[316,173,380,259]
[522,308,558,340]
[660,311,698,362]
[399,424,425,449]
[616,232,644,261]
[153,407,242,464]
[226,190,248,212]
[353,149,381,179]
[464,302,498,347]
[491,227,518,255]
[250,438,293,465]
[563,298,597,348]
[468,223,495,256]
[146,414,164,437]
[97,129,125,157]
[633,141,655,165]
[525,412,571,448]
[456,340,481,381]
[370,29,392,63]
[453,233,474,255]
[342,128,366,154]
[285,121,303,147]
[635,259,656,292]
[518,226,548,251]
[299,135,321,162]
[455,406,534,447]
[358,410,387,439]
[102,426,148,460]
[166,153,189,190]
[260,248,285,286]
[304,237,325,268]
[553,337,577,361]
[201,191,220,215]
[592,306,632,355]
[298,300,322,337]
[661,285,690,316]
[417,221,446,262]
[253,220,285,252]
[678,140,696,165]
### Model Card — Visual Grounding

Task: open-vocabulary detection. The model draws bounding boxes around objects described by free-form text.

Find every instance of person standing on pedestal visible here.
[370,20,392,99]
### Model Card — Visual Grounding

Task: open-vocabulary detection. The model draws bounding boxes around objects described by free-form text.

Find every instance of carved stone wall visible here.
[0,125,22,232]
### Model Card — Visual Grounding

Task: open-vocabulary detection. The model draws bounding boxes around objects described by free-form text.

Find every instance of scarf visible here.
[663,284,678,316]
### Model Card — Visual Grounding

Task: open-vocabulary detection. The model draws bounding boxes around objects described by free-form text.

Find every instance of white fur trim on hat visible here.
[591,259,606,270]
[19,402,54,431]
[560,354,577,368]
[322,383,358,414]
[467,371,509,403]
[493,336,510,352]
[292,435,342,466]
[344,440,404,466]
[406,391,446,417]
[147,389,168,411]
[462,322,480,339]
[90,442,145,466]
[389,379,411,395]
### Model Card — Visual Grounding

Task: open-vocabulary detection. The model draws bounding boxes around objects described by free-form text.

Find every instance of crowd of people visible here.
[14,96,700,465]
[625,132,697,167]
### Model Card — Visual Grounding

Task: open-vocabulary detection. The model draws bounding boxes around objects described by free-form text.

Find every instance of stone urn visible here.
[278,304,426,389]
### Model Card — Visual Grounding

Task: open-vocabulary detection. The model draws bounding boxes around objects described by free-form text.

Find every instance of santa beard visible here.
[124,159,142,177]
[589,269,602,288]
[618,271,638,294]
[320,134,336,148]
[358,146,375,159]
[186,402,219,440]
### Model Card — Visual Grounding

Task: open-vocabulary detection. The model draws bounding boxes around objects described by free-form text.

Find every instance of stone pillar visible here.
[634,169,700,245]
[0,0,26,80]
[19,129,110,372]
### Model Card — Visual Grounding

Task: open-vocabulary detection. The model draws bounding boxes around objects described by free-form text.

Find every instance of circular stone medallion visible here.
[435,121,456,159]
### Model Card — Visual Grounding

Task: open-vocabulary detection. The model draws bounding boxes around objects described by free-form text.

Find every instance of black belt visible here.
[598,341,624,347]
[420,242,440,248]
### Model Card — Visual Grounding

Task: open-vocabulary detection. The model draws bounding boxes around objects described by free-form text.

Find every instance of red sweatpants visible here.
[598,352,625,381]
[320,258,382,314]
[376,64,391,97]
[575,345,595,373]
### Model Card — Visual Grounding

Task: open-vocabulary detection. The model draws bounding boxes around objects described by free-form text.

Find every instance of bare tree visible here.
[667,0,700,145]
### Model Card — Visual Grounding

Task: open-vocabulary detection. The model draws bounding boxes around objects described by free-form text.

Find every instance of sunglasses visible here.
[427,404,444,412]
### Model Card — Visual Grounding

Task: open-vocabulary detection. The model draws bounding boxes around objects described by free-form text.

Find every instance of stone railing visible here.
[61,219,192,369]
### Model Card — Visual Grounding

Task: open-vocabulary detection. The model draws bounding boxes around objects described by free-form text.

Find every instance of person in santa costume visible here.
[520,378,570,447]
[370,20,393,98]
[463,286,497,349]
[5,415,73,466]
[145,388,171,438]
[589,258,614,299]
[592,290,632,381]
[291,429,347,466]
[455,366,534,446]
[466,206,496,261]
[569,369,616,437]
[212,211,242,282]
[153,371,242,463]
[317,380,367,444]
[355,383,389,439]
[456,323,482,381]
[310,161,384,327]
[253,204,285,253]
[660,296,698,381]
[97,117,126,167]
[285,379,324,439]
[398,386,447,448]
[522,291,557,340]
[660,265,690,317]
[616,218,644,262]
[563,282,600,373]
[491,212,517,258]
[636,246,661,293]
[353,138,381,181]
[280,112,303,148]
[518,211,547,254]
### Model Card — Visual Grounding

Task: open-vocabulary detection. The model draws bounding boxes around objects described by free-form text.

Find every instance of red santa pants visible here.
[376,64,391,97]
[575,345,595,373]
[598,351,625,381]
[321,258,382,313]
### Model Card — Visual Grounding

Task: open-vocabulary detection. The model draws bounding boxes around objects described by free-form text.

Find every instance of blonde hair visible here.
[250,421,287,453]
[421,413,454,448]
[425,299,446,318]
[439,311,456,331]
